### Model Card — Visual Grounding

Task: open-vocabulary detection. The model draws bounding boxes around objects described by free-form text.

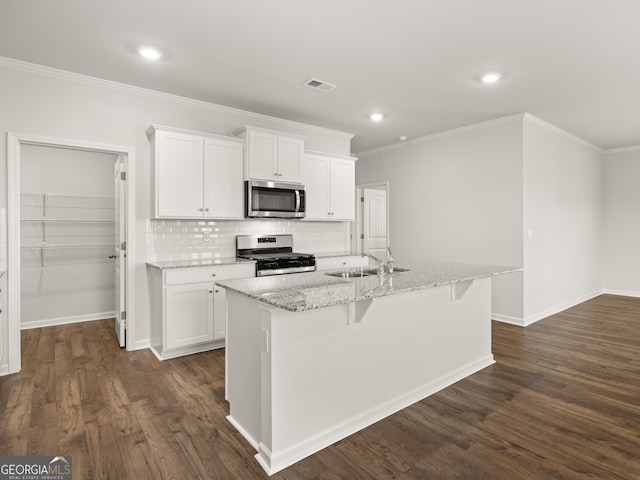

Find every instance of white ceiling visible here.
[1,0,639,153]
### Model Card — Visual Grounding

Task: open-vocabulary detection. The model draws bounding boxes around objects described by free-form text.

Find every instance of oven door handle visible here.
[295,189,301,213]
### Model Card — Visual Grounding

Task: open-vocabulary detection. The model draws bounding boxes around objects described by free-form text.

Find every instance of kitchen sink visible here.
[326,267,410,278]
[363,267,411,275]
[325,270,373,278]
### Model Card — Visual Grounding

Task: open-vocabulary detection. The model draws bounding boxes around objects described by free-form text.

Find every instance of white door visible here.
[114,156,127,347]
[362,188,388,260]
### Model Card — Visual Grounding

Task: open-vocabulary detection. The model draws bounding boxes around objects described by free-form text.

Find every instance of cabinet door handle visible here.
[209,290,214,294]
[204,208,210,212]
[211,273,216,277]
[214,289,219,293]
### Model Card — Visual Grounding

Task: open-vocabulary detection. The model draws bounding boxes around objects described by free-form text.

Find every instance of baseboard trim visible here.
[523,290,603,326]
[150,340,225,360]
[227,415,259,451]
[602,289,640,298]
[492,313,525,326]
[132,339,151,351]
[20,311,116,330]
[254,354,495,475]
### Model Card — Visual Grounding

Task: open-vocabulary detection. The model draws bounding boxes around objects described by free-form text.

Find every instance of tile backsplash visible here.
[147,219,351,261]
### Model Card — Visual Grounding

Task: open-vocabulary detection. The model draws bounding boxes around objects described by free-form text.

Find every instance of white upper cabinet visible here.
[328,157,356,220]
[302,153,330,219]
[203,137,244,219]
[234,126,305,183]
[246,129,278,181]
[148,125,244,219]
[276,135,304,182]
[301,152,357,221]
[154,129,204,218]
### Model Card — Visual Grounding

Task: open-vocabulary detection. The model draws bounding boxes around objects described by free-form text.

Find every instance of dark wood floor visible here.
[1,294,639,479]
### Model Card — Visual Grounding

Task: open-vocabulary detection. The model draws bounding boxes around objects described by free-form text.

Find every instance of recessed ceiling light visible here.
[138,47,162,60]
[481,72,501,83]
[370,112,384,122]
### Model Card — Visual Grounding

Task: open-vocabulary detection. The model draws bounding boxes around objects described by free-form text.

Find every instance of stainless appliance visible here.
[237,234,316,276]
[245,180,306,218]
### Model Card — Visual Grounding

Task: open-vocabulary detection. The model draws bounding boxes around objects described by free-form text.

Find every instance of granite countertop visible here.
[147,257,255,269]
[217,261,522,312]
[313,251,360,258]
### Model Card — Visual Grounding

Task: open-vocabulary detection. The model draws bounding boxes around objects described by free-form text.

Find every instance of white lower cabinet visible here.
[165,282,216,350]
[315,255,368,271]
[149,262,254,360]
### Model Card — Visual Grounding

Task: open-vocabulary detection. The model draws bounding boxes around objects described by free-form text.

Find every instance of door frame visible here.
[352,181,390,255]
[6,132,137,374]
[114,155,127,347]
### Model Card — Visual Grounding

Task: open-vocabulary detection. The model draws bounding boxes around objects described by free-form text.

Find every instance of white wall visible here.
[356,116,524,321]
[522,117,603,324]
[602,147,640,296]
[0,57,353,369]
[20,145,117,327]
[21,145,116,195]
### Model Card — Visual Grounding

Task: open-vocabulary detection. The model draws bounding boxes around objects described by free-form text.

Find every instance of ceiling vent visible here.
[302,78,337,92]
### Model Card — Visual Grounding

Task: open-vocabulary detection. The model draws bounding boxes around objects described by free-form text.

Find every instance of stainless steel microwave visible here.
[245,180,306,218]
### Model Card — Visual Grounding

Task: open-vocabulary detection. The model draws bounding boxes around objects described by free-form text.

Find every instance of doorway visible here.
[6,133,136,374]
[353,182,390,260]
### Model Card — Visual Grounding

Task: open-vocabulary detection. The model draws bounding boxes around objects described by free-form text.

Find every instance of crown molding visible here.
[0,55,354,140]
[522,113,602,153]
[356,113,526,158]
[357,112,608,158]
[603,144,640,154]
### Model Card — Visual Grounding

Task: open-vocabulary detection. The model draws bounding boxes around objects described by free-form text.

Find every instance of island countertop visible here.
[216,261,521,312]
[146,257,254,269]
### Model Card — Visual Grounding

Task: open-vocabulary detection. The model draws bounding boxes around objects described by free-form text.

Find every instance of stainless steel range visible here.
[236,234,316,277]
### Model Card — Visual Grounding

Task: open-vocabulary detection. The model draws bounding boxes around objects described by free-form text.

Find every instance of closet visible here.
[20,145,118,328]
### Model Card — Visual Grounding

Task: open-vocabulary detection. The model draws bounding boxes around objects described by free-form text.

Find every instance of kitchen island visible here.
[218,261,520,475]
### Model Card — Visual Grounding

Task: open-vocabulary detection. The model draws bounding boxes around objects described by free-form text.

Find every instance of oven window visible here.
[252,186,297,212]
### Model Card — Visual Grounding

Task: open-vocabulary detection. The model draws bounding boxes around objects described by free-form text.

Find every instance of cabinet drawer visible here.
[316,256,367,271]
[164,263,255,285]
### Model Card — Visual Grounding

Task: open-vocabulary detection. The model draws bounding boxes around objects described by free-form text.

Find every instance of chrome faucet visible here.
[386,247,394,274]
[361,252,385,276]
